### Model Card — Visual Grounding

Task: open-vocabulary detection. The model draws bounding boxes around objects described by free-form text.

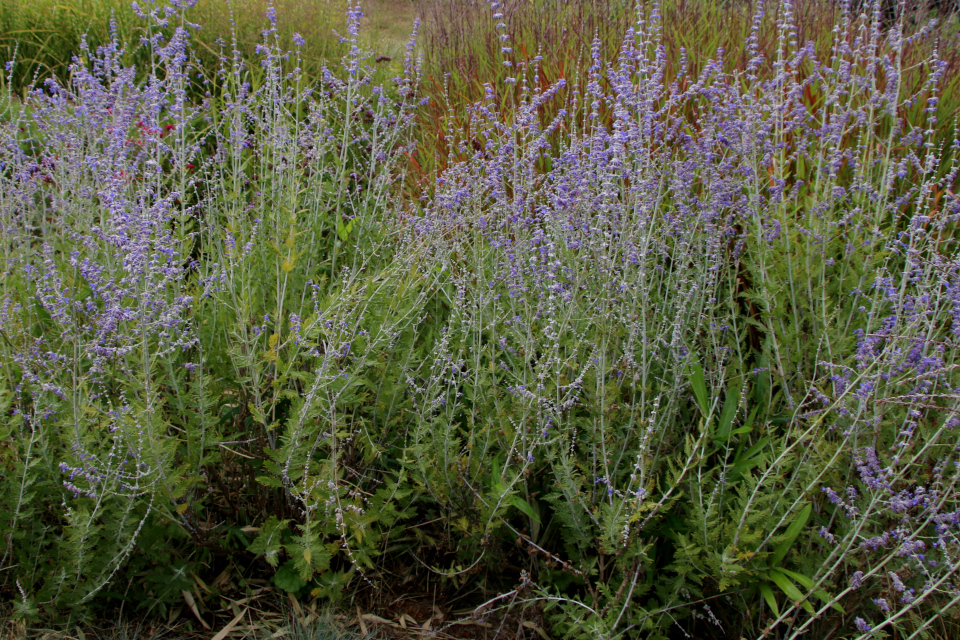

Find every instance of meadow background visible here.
[2,0,960,638]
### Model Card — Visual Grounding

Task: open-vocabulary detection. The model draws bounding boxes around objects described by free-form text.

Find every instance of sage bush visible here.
[2,1,960,638]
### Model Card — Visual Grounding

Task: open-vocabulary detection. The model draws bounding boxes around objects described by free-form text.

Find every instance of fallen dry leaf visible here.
[181,589,210,630]
[210,608,246,640]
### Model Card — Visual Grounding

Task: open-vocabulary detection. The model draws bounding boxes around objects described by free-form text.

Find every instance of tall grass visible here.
[1,1,960,638]
[0,0,418,99]
[411,0,960,193]
[0,0,142,94]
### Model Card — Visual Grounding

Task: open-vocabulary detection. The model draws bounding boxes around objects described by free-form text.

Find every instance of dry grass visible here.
[360,1,421,55]
[0,600,522,640]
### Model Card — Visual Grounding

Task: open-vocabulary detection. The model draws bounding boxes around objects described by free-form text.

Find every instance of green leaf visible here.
[263,459,283,475]
[247,402,266,426]
[688,361,709,418]
[309,569,354,602]
[491,454,508,495]
[769,569,814,614]
[776,568,845,613]
[729,434,771,479]
[737,436,770,465]
[511,495,541,524]
[730,457,761,477]
[816,590,845,614]
[716,384,741,442]
[247,516,289,567]
[255,475,282,488]
[336,218,355,242]
[287,526,333,581]
[273,559,307,593]
[33,302,51,323]
[770,503,812,567]
[775,567,813,588]
[759,582,779,617]
[292,547,314,582]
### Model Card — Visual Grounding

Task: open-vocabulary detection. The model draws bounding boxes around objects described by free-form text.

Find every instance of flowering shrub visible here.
[1,0,960,637]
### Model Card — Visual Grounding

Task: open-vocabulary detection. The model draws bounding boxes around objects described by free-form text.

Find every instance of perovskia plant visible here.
[0,0,959,638]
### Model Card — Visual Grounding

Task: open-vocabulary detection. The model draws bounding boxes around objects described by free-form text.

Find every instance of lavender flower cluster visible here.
[0,0,424,611]
[396,0,960,636]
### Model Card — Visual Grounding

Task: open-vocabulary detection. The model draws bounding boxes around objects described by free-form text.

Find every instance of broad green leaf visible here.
[688,361,709,418]
[769,569,814,614]
[33,302,52,322]
[730,457,762,477]
[776,568,845,613]
[716,384,741,442]
[776,567,813,588]
[491,454,505,493]
[511,495,541,524]
[759,582,780,617]
[737,436,771,464]
[337,218,355,242]
[273,560,306,593]
[770,503,812,567]
[492,455,501,479]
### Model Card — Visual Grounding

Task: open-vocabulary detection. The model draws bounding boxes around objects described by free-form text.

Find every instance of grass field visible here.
[3,1,960,639]
[0,0,421,96]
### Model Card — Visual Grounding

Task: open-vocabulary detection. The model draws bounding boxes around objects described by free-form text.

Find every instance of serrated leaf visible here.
[273,560,306,593]
[247,516,289,567]
[263,459,283,475]
[248,402,266,426]
[293,548,313,581]
[286,528,333,581]
[256,475,283,488]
